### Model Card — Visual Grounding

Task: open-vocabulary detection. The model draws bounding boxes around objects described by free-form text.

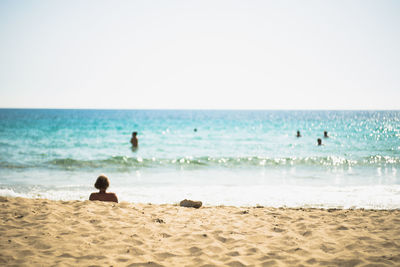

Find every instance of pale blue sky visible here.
[0,0,399,109]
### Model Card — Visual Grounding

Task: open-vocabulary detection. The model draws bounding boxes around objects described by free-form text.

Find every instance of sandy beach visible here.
[1,197,399,266]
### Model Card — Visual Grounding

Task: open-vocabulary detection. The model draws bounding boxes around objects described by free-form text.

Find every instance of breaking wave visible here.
[1,155,400,171]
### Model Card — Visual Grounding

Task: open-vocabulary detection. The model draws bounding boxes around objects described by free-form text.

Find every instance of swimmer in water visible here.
[130,132,138,148]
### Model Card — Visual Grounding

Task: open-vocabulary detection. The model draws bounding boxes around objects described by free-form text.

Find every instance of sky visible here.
[0,0,399,109]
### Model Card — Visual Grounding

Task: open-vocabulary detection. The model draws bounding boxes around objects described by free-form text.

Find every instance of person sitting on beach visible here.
[130,132,138,148]
[89,174,118,203]
[296,130,301,137]
[324,131,329,138]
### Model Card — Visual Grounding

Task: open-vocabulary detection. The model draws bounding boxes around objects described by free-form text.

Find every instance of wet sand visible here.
[1,196,400,266]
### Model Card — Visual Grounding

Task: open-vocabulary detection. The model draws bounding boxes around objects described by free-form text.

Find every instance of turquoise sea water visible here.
[1,109,400,208]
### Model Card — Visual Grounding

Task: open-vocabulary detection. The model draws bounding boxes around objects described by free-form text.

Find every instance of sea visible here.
[1,109,400,209]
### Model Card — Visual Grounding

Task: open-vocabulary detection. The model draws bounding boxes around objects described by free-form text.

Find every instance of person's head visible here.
[95,174,110,190]
[317,138,322,146]
[132,132,137,137]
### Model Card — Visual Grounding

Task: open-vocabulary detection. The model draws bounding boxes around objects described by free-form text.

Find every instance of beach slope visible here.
[1,197,399,266]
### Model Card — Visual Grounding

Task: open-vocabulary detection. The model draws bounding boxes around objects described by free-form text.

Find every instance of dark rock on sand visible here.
[179,199,202,209]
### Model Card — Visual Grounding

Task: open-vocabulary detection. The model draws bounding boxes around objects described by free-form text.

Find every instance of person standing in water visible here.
[130,132,138,148]
[296,130,301,137]
[324,131,329,138]
[89,174,118,203]
[317,138,322,146]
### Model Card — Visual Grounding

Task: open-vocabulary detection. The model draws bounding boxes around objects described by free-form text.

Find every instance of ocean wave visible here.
[2,155,400,170]
[43,155,400,169]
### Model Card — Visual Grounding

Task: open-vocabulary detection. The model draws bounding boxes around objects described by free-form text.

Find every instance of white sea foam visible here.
[1,184,400,209]
[0,188,23,198]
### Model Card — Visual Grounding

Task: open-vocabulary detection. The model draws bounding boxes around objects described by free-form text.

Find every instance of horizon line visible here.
[0,107,399,111]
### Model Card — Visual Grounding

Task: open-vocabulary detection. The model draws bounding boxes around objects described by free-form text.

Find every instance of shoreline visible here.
[1,196,400,266]
[2,182,400,210]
